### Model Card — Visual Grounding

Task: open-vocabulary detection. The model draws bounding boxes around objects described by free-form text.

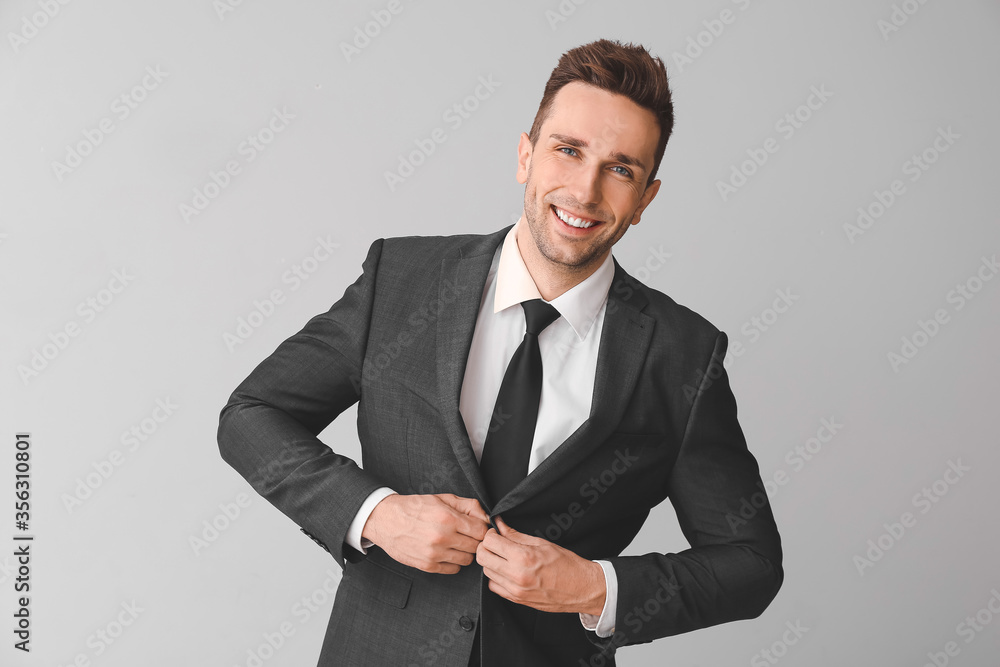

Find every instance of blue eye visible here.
[559,147,578,157]
[612,165,632,178]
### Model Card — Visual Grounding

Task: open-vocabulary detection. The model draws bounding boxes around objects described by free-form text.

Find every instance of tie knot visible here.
[521,299,560,336]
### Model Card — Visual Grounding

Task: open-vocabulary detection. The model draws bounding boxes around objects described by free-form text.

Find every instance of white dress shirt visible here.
[346,218,619,637]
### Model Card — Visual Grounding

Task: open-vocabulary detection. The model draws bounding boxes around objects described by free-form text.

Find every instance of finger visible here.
[446,532,486,556]
[494,516,517,538]
[414,545,477,573]
[483,526,528,556]
[438,494,491,522]
[479,528,510,557]
[442,548,476,567]
[480,562,515,591]
[476,544,508,574]
[403,551,461,575]
[494,517,541,546]
[434,497,489,540]
[460,518,490,540]
[466,500,491,523]
[452,513,490,541]
[431,562,462,575]
[422,521,482,554]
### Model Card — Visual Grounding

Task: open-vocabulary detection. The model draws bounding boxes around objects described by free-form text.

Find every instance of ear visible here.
[516,132,533,184]
[630,179,661,226]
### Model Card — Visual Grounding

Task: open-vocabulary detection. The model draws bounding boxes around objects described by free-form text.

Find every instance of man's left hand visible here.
[476,517,606,616]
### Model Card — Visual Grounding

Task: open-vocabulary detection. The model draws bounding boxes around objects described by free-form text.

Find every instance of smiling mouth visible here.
[551,205,602,229]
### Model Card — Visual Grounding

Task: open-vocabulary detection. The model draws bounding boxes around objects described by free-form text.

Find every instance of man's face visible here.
[517,81,662,279]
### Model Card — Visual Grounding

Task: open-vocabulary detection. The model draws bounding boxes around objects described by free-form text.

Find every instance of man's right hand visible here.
[361,493,490,574]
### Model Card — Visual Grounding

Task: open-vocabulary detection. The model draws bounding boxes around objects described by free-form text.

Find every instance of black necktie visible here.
[480,299,561,505]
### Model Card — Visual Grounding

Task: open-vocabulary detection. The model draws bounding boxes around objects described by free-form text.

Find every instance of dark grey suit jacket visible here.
[217,225,782,666]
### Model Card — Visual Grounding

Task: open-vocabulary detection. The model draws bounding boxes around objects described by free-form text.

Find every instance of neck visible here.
[515,224,605,301]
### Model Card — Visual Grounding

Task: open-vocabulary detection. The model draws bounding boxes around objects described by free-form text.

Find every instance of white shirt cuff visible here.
[345,487,396,553]
[579,560,617,638]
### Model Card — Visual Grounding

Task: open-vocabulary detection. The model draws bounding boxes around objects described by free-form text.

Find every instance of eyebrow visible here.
[548,133,647,174]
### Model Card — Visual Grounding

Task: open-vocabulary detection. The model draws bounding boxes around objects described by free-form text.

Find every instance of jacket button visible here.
[459,616,474,632]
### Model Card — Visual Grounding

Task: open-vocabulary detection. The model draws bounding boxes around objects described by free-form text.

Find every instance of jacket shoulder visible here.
[613,263,722,345]
[378,226,509,264]
[648,287,720,339]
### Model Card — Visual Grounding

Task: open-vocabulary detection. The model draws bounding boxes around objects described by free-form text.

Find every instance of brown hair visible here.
[528,39,674,187]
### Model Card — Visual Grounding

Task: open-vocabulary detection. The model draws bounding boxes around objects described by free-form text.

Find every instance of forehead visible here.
[541,81,660,167]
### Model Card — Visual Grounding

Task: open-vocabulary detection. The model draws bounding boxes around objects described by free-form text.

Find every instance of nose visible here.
[568,163,602,208]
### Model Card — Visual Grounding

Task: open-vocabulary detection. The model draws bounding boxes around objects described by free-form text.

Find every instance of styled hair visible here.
[528,39,674,186]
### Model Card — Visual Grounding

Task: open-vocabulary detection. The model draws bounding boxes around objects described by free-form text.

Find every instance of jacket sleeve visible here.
[606,331,783,646]
[216,238,387,567]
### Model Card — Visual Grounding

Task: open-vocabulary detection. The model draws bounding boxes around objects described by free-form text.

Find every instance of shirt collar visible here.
[493,217,614,342]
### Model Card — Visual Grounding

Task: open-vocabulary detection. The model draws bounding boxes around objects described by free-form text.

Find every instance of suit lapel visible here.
[436,227,511,506]
[493,260,653,515]
[432,231,655,513]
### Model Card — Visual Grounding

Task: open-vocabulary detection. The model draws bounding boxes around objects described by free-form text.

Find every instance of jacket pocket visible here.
[343,552,413,609]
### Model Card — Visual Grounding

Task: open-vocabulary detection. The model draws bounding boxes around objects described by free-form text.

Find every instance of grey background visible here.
[2,0,998,665]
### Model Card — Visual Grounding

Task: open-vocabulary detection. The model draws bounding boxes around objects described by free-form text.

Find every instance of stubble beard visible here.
[522,184,611,278]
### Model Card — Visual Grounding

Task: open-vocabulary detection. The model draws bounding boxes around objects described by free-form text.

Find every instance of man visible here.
[218,39,782,666]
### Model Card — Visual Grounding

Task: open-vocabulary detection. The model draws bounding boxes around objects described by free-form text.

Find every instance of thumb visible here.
[494,516,527,541]
[495,517,547,546]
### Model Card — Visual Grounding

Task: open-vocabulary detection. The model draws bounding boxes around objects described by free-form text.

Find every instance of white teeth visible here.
[554,207,596,228]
